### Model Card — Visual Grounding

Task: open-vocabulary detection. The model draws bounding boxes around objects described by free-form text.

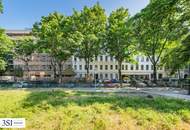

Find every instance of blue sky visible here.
[0,0,149,29]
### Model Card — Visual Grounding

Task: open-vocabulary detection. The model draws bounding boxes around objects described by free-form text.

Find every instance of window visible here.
[115,65,118,70]
[42,65,46,70]
[41,56,47,62]
[95,65,98,70]
[125,65,128,70]
[80,74,82,78]
[80,65,82,70]
[100,65,103,70]
[110,56,113,61]
[141,65,144,70]
[110,74,113,79]
[146,65,149,70]
[122,65,125,70]
[115,74,118,79]
[141,56,144,62]
[95,56,98,61]
[158,74,162,79]
[146,57,149,62]
[100,56,103,61]
[110,65,113,70]
[136,64,139,70]
[105,56,108,61]
[100,74,103,79]
[105,74,108,79]
[90,65,93,70]
[49,66,52,70]
[74,57,77,62]
[74,65,77,70]
[105,65,108,70]
[85,65,87,70]
[131,65,134,70]
[136,56,139,62]
[151,65,153,70]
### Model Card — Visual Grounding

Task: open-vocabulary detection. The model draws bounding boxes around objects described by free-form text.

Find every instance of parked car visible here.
[161,77,180,87]
[130,78,147,88]
[0,81,14,87]
[123,80,128,83]
[136,82,147,88]
[91,83,104,87]
[13,81,28,88]
[104,82,120,88]
[111,79,119,83]
[62,83,76,88]
[103,79,111,83]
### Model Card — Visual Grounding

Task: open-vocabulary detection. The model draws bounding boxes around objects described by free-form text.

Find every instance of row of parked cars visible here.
[0,77,189,88]
[0,80,124,88]
[0,81,59,88]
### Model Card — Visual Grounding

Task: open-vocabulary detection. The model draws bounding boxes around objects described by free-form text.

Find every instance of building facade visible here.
[72,55,166,80]
[4,29,188,81]
[6,30,74,81]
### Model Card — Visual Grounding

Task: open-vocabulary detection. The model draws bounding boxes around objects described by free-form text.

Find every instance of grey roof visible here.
[5,29,32,35]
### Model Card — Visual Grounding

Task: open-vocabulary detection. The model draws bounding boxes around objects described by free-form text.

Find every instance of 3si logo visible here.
[2,120,13,126]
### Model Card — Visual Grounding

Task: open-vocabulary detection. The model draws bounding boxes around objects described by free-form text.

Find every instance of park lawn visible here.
[0,89,190,130]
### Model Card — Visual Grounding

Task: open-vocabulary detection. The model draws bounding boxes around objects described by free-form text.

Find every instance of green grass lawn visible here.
[0,89,190,130]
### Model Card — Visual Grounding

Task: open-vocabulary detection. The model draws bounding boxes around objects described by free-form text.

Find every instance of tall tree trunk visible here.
[58,61,62,84]
[118,61,123,87]
[85,58,90,81]
[51,58,57,81]
[25,61,30,81]
[188,64,190,95]
[177,68,182,88]
[177,68,181,79]
[153,63,157,83]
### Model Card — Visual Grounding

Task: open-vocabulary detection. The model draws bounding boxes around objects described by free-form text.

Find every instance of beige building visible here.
[6,30,74,81]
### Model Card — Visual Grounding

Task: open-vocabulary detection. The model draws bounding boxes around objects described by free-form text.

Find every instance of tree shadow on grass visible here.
[22,90,190,113]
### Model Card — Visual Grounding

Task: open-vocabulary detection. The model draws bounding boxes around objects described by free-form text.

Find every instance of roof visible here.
[5,29,32,36]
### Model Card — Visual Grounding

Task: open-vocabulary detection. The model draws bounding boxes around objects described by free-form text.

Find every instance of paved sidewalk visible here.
[71,87,190,100]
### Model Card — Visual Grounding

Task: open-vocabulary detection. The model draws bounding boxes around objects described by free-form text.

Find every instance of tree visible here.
[161,43,186,78]
[33,12,83,83]
[105,8,134,87]
[0,0,3,13]
[71,3,106,80]
[0,2,13,71]
[131,0,185,83]
[0,29,14,71]
[15,38,36,80]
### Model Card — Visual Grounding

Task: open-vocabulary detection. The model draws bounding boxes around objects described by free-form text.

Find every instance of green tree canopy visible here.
[71,3,107,79]
[105,7,134,86]
[15,38,36,60]
[33,12,83,82]
[0,29,14,71]
[15,37,36,79]
[131,0,186,82]
[0,0,3,13]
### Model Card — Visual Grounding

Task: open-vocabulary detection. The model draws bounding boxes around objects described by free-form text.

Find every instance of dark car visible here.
[111,79,119,83]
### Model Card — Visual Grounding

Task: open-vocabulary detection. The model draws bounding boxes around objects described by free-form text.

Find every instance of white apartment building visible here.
[72,55,166,80]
